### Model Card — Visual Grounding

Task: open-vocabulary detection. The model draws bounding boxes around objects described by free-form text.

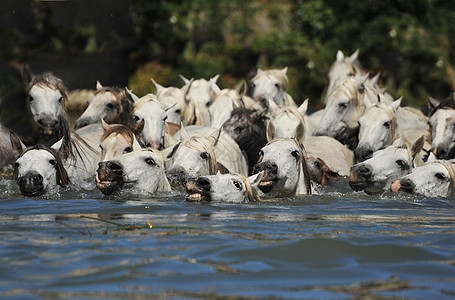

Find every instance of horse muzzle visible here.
[253,161,278,193]
[186,177,211,202]
[17,172,45,197]
[96,161,124,195]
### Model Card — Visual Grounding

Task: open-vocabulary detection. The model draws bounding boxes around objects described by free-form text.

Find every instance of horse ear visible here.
[179,74,191,85]
[125,87,140,103]
[209,74,221,95]
[356,72,369,86]
[132,119,145,136]
[21,64,33,85]
[179,124,191,141]
[369,72,380,87]
[10,131,26,157]
[162,141,180,159]
[181,78,194,104]
[336,50,344,61]
[411,135,425,158]
[294,121,305,145]
[298,99,309,116]
[100,118,111,131]
[208,127,222,147]
[266,122,277,142]
[248,171,264,187]
[427,96,439,110]
[236,80,247,98]
[349,49,360,63]
[96,81,103,90]
[151,78,164,95]
[391,98,402,112]
[281,67,288,76]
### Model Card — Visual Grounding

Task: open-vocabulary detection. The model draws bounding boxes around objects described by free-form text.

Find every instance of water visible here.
[1,176,455,299]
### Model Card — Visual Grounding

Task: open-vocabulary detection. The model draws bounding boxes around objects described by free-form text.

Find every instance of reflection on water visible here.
[1,176,455,298]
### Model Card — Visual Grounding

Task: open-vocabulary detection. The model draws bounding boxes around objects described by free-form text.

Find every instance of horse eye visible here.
[58,97,63,102]
[200,152,209,159]
[175,109,181,114]
[232,180,243,190]
[27,95,33,102]
[338,103,348,109]
[383,121,391,128]
[106,102,114,109]
[234,126,243,134]
[435,172,446,180]
[313,160,321,169]
[49,159,56,166]
[99,145,104,151]
[145,157,156,166]
[396,160,405,167]
[124,147,132,153]
[14,162,19,169]
[251,83,256,89]
[274,83,280,89]
[206,102,211,108]
[291,150,299,158]
[134,115,140,122]
[163,115,168,121]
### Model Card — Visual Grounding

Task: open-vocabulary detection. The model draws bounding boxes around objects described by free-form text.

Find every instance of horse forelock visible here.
[328,77,361,105]
[437,160,455,192]
[252,69,289,89]
[101,125,134,144]
[134,95,163,112]
[28,73,68,102]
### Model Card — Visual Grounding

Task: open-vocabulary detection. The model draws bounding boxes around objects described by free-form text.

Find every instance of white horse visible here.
[21,65,101,184]
[132,93,177,150]
[186,172,264,203]
[12,144,70,197]
[74,81,134,129]
[355,98,430,162]
[99,121,142,162]
[349,136,425,194]
[249,67,296,107]
[326,49,365,98]
[253,122,312,196]
[180,74,221,126]
[152,78,193,126]
[209,82,262,129]
[174,125,248,176]
[391,160,455,198]
[96,148,171,195]
[427,99,455,159]
[165,130,222,186]
[267,100,309,138]
[312,74,369,149]
[21,64,70,146]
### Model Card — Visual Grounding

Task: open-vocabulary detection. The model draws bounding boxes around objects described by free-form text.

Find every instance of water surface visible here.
[1,176,454,299]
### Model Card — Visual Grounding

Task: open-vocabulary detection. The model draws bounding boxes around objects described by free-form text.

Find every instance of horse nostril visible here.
[106,161,122,171]
[437,148,447,159]
[269,163,278,174]
[358,165,372,179]
[400,178,415,193]
[196,177,210,188]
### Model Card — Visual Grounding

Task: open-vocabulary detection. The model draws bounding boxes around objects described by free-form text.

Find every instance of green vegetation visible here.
[2,0,454,108]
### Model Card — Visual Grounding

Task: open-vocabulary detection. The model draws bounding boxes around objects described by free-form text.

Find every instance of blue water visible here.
[1,176,454,299]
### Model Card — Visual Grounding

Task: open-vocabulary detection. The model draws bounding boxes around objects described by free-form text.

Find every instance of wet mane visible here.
[182,136,218,174]
[235,173,261,202]
[429,100,455,117]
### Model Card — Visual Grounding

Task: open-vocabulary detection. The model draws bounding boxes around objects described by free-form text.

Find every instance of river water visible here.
[0,175,454,299]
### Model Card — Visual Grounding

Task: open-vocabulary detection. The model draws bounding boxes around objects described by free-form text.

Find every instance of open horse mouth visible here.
[185,178,211,202]
[257,172,278,194]
[20,187,46,197]
[96,167,123,195]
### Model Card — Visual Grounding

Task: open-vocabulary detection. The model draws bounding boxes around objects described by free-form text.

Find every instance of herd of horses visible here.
[1,49,454,202]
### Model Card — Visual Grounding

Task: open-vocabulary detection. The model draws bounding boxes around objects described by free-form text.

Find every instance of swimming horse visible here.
[21,65,100,184]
